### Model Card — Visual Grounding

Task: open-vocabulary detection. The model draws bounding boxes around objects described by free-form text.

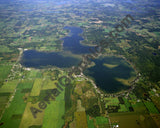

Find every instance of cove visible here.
[62,26,93,54]
[84,56,136,93]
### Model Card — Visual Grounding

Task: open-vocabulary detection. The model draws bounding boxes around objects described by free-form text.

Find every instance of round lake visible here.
[84,56,136,93]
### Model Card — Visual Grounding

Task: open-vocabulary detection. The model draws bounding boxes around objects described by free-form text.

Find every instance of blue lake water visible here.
[21,50,80,68]
[84,57,135,93]
[21,26,92,68]
[21,26,136,93]
[62,26,92,54]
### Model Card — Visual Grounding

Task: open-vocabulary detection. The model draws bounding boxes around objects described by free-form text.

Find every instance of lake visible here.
[84,56,136,93]
[62,26,92,54]
[21,50,81,68]
[21,26,136,93]
[21,26,93,68]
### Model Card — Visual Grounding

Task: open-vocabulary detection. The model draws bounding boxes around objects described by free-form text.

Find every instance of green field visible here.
[123,98,132,111]
[129,94,137,103]
[87,115,94,128]
[0,80,19,93]
[0,96,9,103]
[65,82,72,112]
[0,80,33,128]
[42,101,65,128]
[28,70,39,78]
[0,45,13,53]
[118,104,128,112]
[41,79,57,90]
[42,86,65,128]
[0,64,12,84]
[30,79,43,96]
[96,116,109,125]
[132,102,147,113]
[0,80,19,117]
[144,101,159,114]
[0,95,9,116]
[105,97,119,108]
[19,102,44,128]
